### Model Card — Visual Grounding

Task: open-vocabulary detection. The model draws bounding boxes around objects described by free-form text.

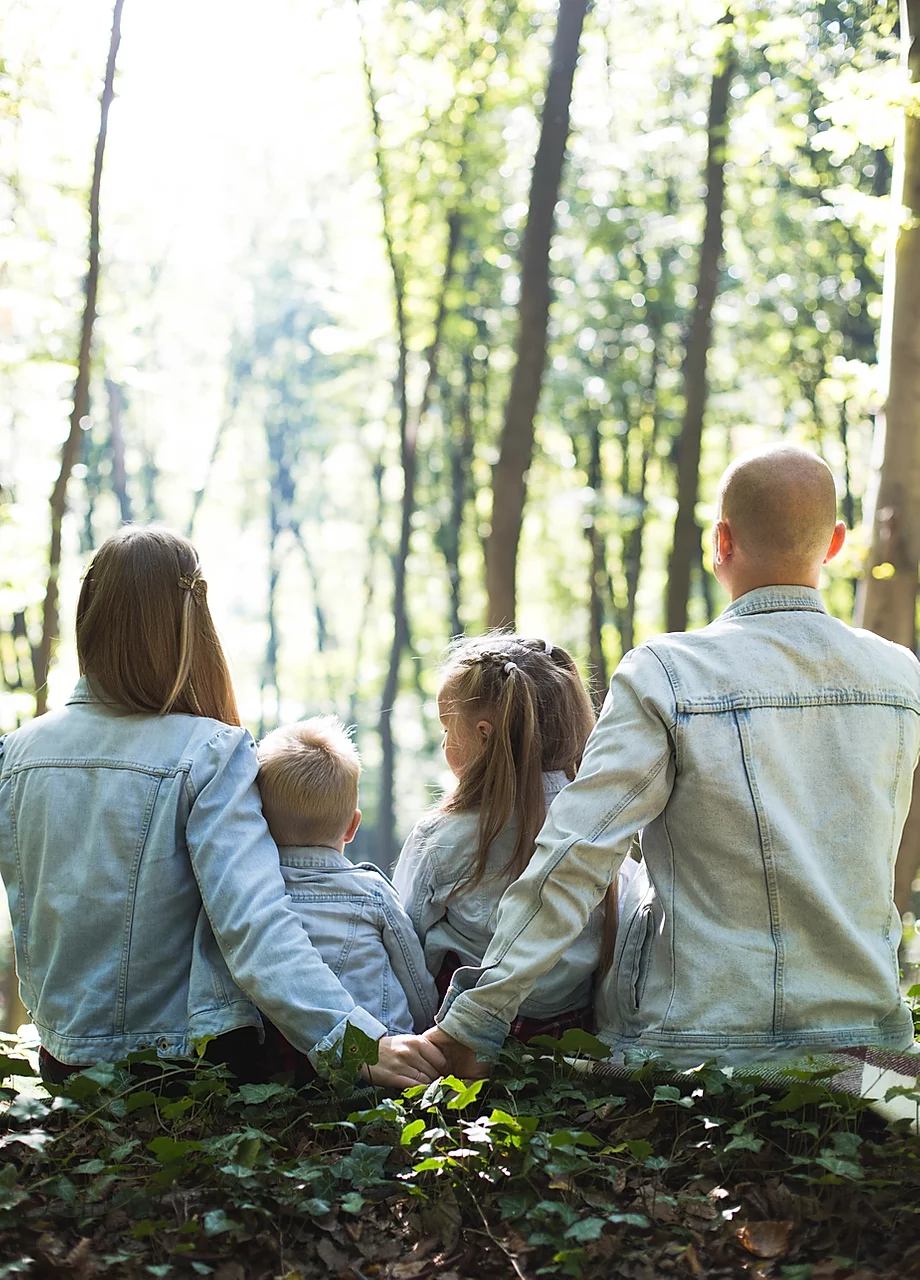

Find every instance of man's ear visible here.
[713,519,733,567]
[823,520,847,565]
[475,719,493,742]
[343,809,361,844]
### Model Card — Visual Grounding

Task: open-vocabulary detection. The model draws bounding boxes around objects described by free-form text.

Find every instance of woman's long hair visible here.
[76,525,240,726]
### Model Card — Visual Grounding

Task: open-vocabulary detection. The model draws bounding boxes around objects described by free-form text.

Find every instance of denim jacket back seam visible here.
[5,746,33,996]
[3,758,193,780]
[734,707,785,1033]
[117,773,165,1034]
[675,691,920,714]
[883,714,908,975]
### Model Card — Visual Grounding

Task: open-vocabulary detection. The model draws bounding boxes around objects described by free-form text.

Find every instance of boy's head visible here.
[256,716,361,849]
[713,444,846,597]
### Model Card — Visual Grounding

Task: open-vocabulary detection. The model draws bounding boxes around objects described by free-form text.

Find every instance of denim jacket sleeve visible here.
[392,819,445,945]
[377,879,439,1031]
[186,727,387,1068]
[437,646,677,1057]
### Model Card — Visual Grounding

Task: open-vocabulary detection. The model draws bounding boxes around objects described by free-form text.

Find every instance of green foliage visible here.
[0,1042,917,1276]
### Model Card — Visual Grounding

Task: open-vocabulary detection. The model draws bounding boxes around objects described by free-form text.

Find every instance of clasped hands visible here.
[362,1026,492,1090]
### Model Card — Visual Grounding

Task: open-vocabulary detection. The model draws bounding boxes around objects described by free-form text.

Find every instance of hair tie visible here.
[504,661,518,675]
[543,640,553,654]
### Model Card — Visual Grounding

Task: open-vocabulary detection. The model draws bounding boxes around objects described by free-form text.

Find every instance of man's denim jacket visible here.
[0,679,389,1069]
[439,587,920,1066]
[279,847,437,1035]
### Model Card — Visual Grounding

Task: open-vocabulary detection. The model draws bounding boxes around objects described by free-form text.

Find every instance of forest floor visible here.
[0,1032,919,1280]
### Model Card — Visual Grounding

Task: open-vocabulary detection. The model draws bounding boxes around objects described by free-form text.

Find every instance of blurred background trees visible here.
[0,0,917,1018]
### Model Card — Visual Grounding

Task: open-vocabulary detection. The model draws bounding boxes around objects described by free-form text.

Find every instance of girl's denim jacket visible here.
[394,773,636,1019]
[278,847,437,1034]
[0,680,389,1069]
[439,588,920,1066]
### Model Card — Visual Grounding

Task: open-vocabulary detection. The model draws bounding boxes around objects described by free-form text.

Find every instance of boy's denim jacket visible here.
[439,587,920,1066]
[279,847,437,1034]
[0,679,389,1069]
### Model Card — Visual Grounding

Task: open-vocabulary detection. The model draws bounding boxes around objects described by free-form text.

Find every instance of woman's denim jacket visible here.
[0,680,389,1068]
[279,847,437,1034]
[439,587,920,1066]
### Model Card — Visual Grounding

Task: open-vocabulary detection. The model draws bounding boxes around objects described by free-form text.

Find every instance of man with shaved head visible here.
[427,443,920,1074]
[716,445,844,590]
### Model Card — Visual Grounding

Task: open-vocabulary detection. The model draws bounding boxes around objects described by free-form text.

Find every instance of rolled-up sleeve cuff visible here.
[307,1007,388,1074]
[437,989,511,1061]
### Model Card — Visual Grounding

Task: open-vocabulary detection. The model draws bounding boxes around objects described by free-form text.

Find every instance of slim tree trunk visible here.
[259,488,283,740]
[377,216,461,863]
[485,0,588,629]
[856,0,920,916]
[665,15,735,634]
[349,457,385,737]
[577,411,609,694]
[438,349,477,640]
[105,377,132,523]
[360,13,464,864]
[33,0,124,715]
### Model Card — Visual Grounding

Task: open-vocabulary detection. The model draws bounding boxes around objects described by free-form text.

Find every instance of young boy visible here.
[427,445,920,1073]
[256,717,436,1037]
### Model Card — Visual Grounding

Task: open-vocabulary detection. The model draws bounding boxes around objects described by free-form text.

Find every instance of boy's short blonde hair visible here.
[256,716,360,847]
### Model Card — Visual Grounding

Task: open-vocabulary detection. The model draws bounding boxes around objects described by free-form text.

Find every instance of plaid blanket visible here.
[580,1045,920,1131]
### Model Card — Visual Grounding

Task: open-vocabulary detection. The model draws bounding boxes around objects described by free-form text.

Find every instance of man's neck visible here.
[729,571,822,601]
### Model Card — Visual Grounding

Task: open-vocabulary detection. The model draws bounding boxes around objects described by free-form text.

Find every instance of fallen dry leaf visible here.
[735,1219,793,1258]
[388,1262,430,1280]
[683,1242,704,1275]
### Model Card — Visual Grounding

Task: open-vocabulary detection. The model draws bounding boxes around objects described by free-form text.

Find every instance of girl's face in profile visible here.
[437,687,491,779]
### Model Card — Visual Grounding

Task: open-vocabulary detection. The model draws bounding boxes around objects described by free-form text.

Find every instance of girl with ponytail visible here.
[393,634,636,1040]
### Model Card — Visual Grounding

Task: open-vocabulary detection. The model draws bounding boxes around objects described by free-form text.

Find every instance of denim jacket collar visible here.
[66,676,97,706]
[278,845,351,871]
[66,676,124,709]
[720,584,828,621]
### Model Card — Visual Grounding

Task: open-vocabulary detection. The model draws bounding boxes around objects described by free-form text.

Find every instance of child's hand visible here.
[363,1034,447,1089]
[422,1025,492,1080]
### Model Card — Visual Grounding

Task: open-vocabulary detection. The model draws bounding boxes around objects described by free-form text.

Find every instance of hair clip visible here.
[543,639,553,654]
[178,572,206,598]
[504,661,518,675]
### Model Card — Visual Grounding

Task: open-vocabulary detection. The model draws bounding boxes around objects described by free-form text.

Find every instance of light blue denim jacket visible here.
[279,847,437,1035]
[393,772,636,1018]
[0,679,389,1068]
[439,587,920,1066]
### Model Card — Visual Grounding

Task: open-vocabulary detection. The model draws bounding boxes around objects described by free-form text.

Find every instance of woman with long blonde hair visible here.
[0,526,444,1089]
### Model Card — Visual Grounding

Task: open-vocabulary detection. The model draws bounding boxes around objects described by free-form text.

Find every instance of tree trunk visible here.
[855,0,920,649]
[441,351,477,640]
[33,0,124,715]
[377,216,461,864]
[259,487,282,740]
[855,0,920,916]
[485,0,588,629]
[105,377,132,523]
[665,16,735,634]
